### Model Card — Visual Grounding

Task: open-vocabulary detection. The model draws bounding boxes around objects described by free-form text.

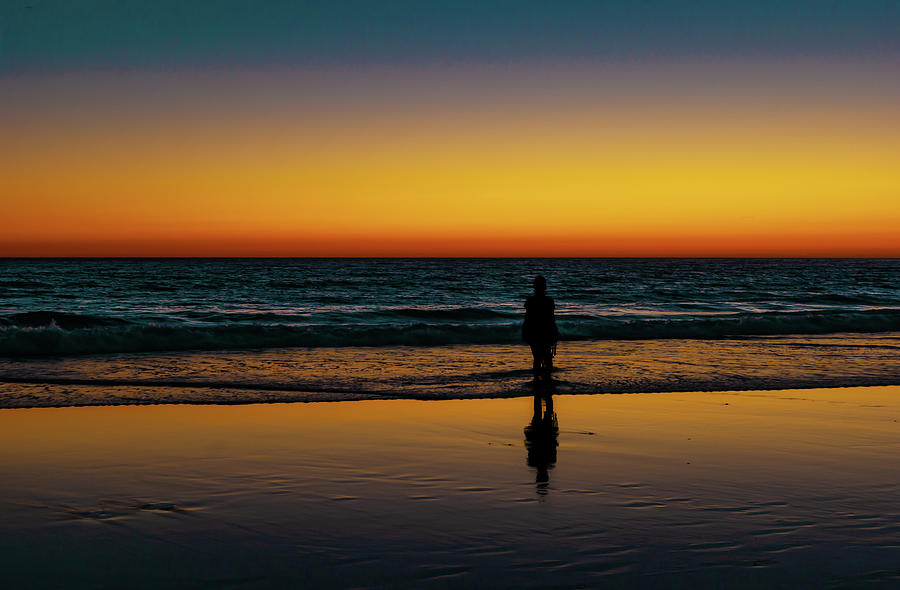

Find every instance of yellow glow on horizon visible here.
[3,62,899,256]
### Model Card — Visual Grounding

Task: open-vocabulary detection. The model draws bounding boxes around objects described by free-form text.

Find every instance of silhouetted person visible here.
[524,388,558,493]
[523,275,559,376]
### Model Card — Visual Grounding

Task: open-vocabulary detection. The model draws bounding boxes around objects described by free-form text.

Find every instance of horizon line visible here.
[4,255,899,260]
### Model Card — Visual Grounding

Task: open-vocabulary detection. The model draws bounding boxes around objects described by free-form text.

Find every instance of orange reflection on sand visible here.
[1,387,898,587]
[2,386,898,470]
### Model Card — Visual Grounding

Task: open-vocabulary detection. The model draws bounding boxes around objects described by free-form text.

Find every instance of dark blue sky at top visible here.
[2,1,899,74]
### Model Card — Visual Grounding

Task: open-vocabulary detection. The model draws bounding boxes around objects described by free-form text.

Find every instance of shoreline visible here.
[2,334,900,408]
[3,379,900,410]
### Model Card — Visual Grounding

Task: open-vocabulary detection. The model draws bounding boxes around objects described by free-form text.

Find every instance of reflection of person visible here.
[523,275,559,375]
[524,391,558,493]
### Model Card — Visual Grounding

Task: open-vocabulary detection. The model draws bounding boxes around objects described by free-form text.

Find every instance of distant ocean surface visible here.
[3,258,899,355]
[1,258,899,407]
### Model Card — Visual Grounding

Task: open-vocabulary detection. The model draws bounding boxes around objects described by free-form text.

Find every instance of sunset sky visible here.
[2,1,899,256]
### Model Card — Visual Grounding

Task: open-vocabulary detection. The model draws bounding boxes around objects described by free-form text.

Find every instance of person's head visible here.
[533,275,547,294]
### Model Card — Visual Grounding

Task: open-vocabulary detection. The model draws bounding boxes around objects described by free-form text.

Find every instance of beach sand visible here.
[1,386,898,588]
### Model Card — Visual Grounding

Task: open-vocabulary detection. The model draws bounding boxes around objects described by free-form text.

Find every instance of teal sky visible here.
[3,1,900,257]
[3,1,900,73]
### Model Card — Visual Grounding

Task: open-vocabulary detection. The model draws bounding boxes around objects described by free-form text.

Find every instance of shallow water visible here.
[2,335,900,407]
[1,387,898,588]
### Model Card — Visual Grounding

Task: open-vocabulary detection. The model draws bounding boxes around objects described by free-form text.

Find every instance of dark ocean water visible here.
[2,258,899,356]
[2,258,899,407]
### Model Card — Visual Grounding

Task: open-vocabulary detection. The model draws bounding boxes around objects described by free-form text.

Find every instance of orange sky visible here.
[2,61,898,256]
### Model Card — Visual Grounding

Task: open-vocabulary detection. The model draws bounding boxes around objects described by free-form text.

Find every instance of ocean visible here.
[2,258,899,407]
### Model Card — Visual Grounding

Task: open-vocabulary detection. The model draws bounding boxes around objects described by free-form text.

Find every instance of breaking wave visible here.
[2,308,900,356]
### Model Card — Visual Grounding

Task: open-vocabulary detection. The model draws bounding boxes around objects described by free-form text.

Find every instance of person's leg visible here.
[542,344,553,373]
[530,344,541,375]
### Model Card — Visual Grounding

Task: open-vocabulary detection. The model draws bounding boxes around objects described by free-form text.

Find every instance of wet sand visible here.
[3,335,900,407]
[1,386,898,588]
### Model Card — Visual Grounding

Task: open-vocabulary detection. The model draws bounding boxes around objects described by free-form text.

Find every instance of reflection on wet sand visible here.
[1,387,899,587]
[524,377,559,494]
